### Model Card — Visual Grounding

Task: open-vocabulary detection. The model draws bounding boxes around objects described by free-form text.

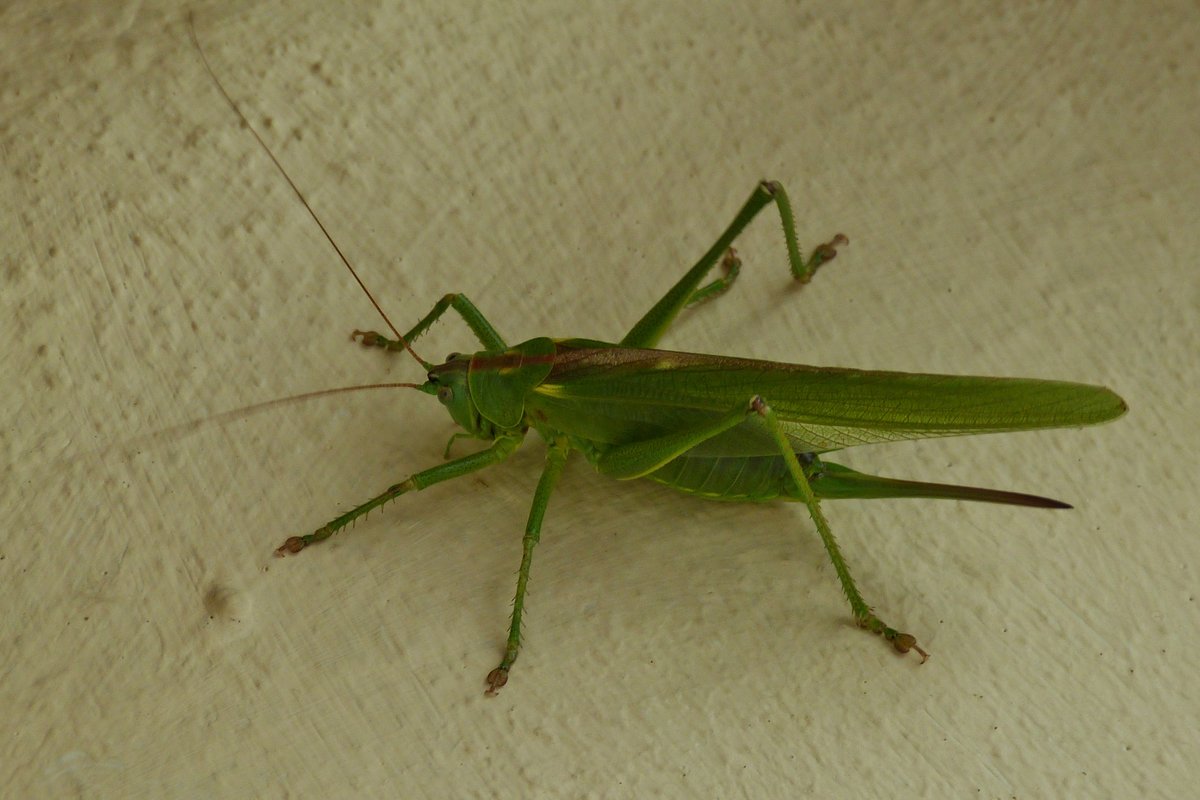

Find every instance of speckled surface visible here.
[4,2,1196,797]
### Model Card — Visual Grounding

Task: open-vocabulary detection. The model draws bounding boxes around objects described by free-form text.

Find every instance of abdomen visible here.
[645,454,796,502]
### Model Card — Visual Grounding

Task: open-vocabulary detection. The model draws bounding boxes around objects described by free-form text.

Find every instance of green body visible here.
[427,334,1122,507]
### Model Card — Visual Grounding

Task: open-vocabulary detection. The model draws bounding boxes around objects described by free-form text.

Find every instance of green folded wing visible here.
[529,340,1127,454]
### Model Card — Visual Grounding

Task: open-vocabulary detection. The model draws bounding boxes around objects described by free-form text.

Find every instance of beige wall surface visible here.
[4,1,1197,797]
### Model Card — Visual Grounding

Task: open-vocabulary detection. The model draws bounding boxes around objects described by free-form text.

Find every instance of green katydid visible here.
[192,18,1126,695]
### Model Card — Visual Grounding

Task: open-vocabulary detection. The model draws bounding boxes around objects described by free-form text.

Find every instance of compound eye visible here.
[445,352,460,362]
[436,386,453,404]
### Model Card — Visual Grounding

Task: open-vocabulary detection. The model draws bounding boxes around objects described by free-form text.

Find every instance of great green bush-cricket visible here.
[191,16,1126,694]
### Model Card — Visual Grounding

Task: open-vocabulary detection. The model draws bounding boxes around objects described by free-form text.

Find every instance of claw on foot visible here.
[857,614,930,663]
[892,632,930,664]
[351,329,383,347]
[813,233,849,263]
[485,667,509,696]
[275,536,307,557]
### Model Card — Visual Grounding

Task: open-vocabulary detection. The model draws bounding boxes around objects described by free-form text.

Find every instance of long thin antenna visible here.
[196,382,426,428]
[101,381,426,460]
[187,12,427,367]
